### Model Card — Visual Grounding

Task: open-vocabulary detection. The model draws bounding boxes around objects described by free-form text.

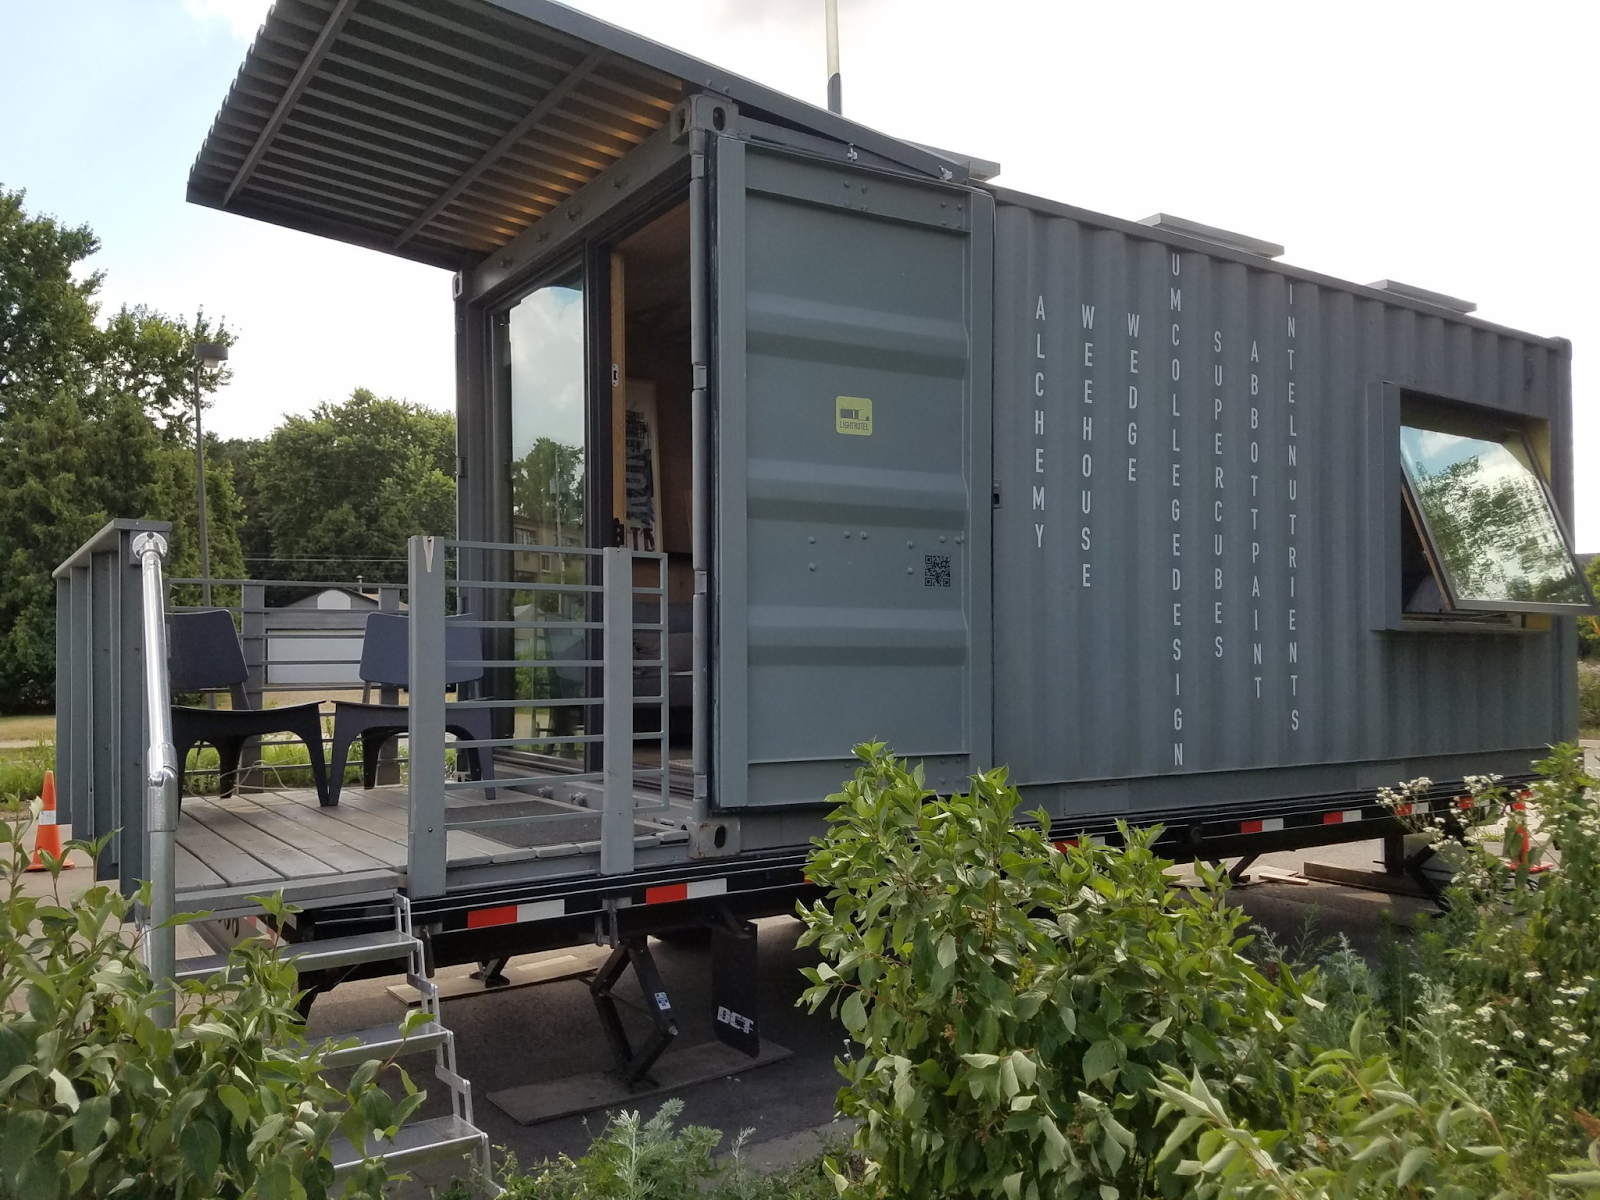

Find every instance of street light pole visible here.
[824,0,842,115]
[191,342,228,608]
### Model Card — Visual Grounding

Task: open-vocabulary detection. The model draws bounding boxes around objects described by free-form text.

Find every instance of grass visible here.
[0,740,53,802]
[0,713,54,744]
[0,715,388,803]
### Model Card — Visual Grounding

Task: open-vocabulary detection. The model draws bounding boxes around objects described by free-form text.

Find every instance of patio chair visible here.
[169,608,331,804]
[326,612,495,806]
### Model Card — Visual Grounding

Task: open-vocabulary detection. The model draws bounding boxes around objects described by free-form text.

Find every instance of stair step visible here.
[320,1018,450,1067]
[331,1113,486,1176]
[175,928,416,982]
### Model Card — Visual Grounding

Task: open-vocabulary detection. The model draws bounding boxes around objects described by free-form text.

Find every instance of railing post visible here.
[239,582,266,790]
[376,584,402,785]
[601,547,634,875]
[130,531,179,1026]
[54,574,78,838]
[407,536,448,898]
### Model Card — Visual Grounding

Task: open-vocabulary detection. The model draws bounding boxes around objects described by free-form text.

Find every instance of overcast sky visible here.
[2,0,1595,539]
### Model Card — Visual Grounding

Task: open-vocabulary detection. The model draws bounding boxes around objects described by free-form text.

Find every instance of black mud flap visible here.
[712,919,760,1058]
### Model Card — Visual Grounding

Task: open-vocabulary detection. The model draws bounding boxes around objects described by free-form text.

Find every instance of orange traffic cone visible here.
[26,770,71,871]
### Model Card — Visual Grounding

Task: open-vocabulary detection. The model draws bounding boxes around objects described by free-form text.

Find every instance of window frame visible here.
[1396,409,1593,618]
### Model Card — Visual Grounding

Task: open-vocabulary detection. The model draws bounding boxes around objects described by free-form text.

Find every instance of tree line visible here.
[0,188,455,711]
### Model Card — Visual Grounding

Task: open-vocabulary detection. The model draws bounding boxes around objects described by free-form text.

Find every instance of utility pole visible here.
[825,0,842,115]
[191,342,228,608]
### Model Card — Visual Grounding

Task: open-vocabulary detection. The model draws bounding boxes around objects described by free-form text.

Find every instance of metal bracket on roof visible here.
[1139,213,1284,260]
[1367,280,1477,315]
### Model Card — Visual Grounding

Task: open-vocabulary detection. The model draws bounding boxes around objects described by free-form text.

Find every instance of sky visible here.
[1,0,1596,539]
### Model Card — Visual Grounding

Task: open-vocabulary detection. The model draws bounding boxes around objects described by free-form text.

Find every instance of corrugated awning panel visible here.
[188,0,684,269]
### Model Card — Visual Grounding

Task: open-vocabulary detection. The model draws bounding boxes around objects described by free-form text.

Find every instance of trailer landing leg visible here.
[471,956,511,988]
[590,937,678,1086]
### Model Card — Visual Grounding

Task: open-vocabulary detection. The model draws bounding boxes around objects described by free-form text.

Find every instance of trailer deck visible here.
[173,783,692,917]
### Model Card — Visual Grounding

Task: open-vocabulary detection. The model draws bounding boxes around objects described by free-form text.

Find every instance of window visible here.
[508,270,585,549]
[1399,418,1590,615]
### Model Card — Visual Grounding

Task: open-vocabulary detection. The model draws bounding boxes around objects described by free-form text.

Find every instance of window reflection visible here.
[1400,424,1586,609]
[509,274,585,548]
[506,273,588,761]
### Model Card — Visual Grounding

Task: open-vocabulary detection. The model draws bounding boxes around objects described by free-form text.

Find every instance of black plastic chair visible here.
[169,609,331,804]
[327,613,495,806]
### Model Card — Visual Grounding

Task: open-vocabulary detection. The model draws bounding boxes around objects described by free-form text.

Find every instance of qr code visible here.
[924,555,952,588]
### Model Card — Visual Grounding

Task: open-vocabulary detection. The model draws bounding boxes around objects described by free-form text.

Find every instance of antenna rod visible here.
[825,0,841,114]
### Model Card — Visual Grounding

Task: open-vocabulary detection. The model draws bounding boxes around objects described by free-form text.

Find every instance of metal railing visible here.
[52,519,173,891]
[50,520,180,1021]
[55,520,679,907]
[405,537,672,896]
[132,532,179,1025]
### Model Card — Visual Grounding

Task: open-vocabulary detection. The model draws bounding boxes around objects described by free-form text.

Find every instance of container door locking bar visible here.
[590,937,678,1085]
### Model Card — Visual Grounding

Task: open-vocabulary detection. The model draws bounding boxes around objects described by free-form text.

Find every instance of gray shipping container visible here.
[989,197,1578,819]
[185,0,1586,860]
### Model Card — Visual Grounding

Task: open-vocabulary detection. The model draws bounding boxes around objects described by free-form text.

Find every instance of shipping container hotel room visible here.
[94,0,1582,939]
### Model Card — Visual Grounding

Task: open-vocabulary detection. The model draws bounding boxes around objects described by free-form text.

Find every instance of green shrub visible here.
[465,1099,838,1200]
[0,802,421,1198]
[1578,662,1600,734]
[796,744,1307,1199]
[1155,745,1600,1197]
[0,738,53,801]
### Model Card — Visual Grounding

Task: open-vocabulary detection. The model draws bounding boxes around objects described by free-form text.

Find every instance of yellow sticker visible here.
[836,396,872,436]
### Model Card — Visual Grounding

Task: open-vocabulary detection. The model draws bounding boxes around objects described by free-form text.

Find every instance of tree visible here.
[0,188,241,710]
[248,389,456,583]
[511,436,584,546]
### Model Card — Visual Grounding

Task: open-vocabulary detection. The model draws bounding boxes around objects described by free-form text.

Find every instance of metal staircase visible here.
[174,893,495,1190]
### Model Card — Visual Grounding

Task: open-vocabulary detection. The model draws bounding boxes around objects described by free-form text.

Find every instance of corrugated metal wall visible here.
[991,200,1576,809]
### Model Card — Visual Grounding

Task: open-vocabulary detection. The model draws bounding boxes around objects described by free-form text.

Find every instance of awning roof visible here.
[188,0,980,271]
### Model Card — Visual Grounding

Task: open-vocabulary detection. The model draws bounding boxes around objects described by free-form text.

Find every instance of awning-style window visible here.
[1400,422,1591,614]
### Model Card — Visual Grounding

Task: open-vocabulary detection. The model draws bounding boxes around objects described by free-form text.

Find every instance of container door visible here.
[712,140,992,809]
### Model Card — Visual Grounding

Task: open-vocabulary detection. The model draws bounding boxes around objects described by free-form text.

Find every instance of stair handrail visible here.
[130,530,180,1025]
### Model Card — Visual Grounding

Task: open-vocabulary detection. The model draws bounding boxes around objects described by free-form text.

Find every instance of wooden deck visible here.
[175,783,690,912]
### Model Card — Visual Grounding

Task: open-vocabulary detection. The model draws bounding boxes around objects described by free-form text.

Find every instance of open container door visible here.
[711,138,993,809]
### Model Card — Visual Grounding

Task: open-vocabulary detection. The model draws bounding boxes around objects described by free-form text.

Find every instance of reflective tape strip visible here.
[1240,818,1284,834]
[466,898,564,930]
[1322,810,1363,825]
[645,878,727,905]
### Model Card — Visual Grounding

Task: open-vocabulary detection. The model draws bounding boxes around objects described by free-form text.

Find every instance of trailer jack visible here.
[590,937,678,1086]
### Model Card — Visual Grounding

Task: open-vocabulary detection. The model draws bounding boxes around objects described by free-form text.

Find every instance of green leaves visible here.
[178,1120,221,1184]
[0,806,405,1199]
[798,745,1304,1200]
[1081,1040,1119,1088]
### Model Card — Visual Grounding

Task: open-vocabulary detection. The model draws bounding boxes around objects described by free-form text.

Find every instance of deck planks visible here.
[174,812,281,888]
[174,843,226,890]
[182,798,341,879]
[173,779,644,906]
[251,792,409,870]
[209,794,390,874]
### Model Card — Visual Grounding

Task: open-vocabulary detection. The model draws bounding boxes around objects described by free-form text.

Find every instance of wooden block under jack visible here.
[385,950,601,1005]
[1248,865,1310,886]
[1300,860,1431,898]
[489,1038,794,1126]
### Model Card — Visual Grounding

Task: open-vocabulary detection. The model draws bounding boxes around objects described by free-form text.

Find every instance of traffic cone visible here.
[27,770,72,871]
